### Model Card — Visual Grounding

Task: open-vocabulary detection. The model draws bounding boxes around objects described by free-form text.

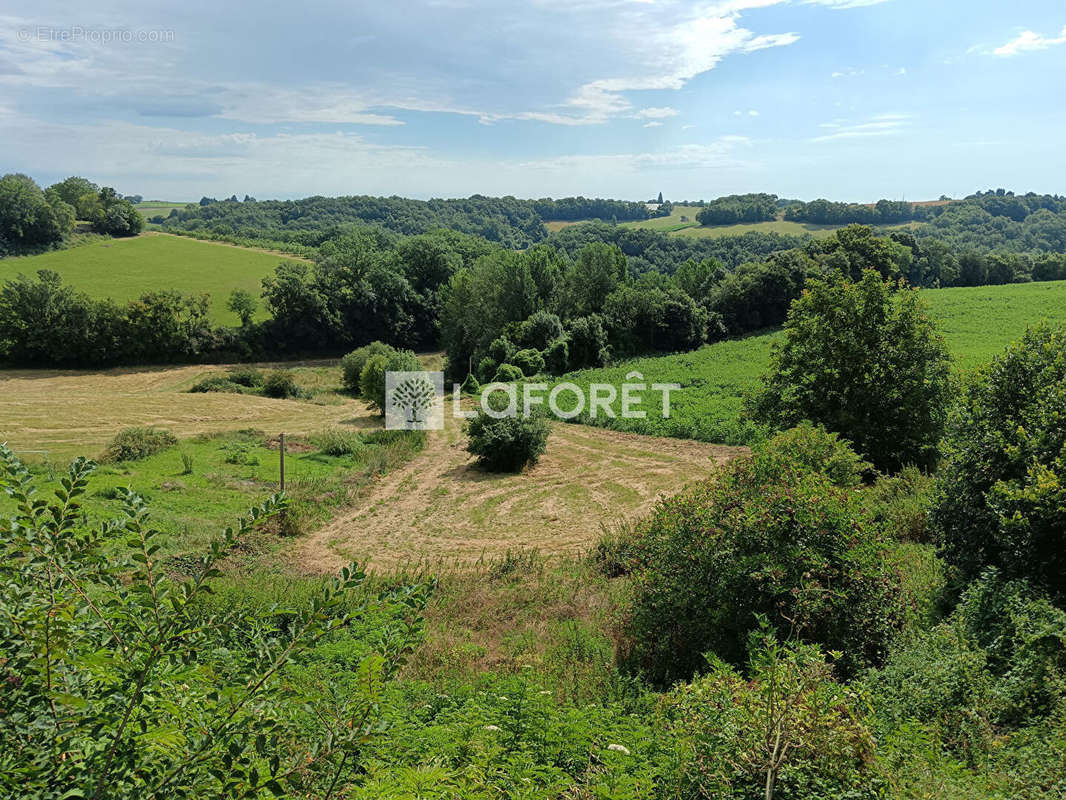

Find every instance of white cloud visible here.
[992,26,1066,57]
[636,106,680,119]
[643,121,664,127]
[811,112,911,142]
[804,0,892,8]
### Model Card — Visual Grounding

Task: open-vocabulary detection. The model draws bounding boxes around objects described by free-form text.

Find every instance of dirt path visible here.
[290,414,746,574]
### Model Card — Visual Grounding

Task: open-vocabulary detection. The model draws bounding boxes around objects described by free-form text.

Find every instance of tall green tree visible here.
[749,270,954,472]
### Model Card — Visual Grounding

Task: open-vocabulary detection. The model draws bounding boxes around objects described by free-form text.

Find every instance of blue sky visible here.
[1,0,1064,201]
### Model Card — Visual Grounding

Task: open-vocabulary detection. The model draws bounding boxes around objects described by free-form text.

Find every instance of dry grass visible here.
[0,361,376,460]
[290,409,745,573]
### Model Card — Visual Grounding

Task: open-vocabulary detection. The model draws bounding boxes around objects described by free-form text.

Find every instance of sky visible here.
[1,0,1064,202]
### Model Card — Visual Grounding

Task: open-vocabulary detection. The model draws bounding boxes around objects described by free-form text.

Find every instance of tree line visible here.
[5,217,1066,369]
[157,194,663,250]
[0,174,143,255]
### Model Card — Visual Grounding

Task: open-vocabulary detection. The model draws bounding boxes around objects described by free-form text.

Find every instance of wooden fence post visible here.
[279,433,286,493]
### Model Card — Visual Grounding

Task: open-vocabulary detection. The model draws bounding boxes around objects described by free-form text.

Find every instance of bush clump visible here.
[866,571,1066,757]
[311,428,366,457]
[341,341,395,394]
[188,376,244,394]
[542,337,569,375]
[459,373,480,394]
[466,405,551,473]
[103,427,178,462]
[666,627,879,800]
[261,370,303,399]
[749,270,954,472]
[225,365,264,388]
[492,363,524,383]
[622,426,906,685]
[511,348,545,377]
[360,349,422,414]
[933,323,1066,600]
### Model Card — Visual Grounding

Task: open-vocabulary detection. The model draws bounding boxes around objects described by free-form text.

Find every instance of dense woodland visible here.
[153,194,658,250]
[4,179,1066,371]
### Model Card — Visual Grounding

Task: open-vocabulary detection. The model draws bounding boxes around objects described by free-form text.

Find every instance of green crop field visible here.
[557,279,1066,444]
[134,200,191,219]
[0,233,298,324]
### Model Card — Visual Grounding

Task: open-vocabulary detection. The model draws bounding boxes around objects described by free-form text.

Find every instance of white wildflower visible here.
[483,724,501,732]
[606,744,631,755]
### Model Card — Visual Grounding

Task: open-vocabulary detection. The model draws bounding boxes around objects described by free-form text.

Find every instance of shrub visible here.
[749,270,954,472]
[476,356,497,383]
[542,337,569,374]
[311,428,367,457]
[623,428,906,685]
[487,336,516,365]
[225,365,264,387]
[511,348,545,376]
[360,348,422,414]
[222,442,259,466]
[465,406,551,472]
[665,626,878,800]
[492,363,524,382]
[870,465,936,542]
[932,324,1066,600]
[341,341,395,394]
[103,427,178,462]
[754,422,871,488]
[517,310,565,350]
[262,369,303,399]
[188,375,244,394]
[0,445,407,798]
[459,373,480,394]
[866,571,1066,756]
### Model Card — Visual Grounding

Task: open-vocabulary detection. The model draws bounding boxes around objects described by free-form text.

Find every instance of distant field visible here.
[558,279,1066,444]
[0,233,297,324]
[622,205,704,232]
[135,200,190,219]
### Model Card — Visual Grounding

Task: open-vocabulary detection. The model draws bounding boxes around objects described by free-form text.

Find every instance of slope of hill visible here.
[0,233,298,324]
[557,279,1066,444]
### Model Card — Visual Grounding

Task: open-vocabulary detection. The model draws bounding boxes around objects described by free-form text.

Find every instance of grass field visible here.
[134,200,190,219]
[1,354,743,571]
[0,233,297,324]
[557,279,1066,443]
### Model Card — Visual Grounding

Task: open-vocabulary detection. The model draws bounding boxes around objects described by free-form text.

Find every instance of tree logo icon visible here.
[385,371,444,430]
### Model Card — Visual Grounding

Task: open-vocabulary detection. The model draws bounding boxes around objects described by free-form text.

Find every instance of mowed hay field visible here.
[559,279,1066,442]
[0,362,370,459]
[1,358,744,570]
[0,233,301,324]
[293,410,743,573]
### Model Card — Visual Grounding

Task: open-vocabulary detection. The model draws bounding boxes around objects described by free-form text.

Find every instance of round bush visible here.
[460,373,481,394]
[517,310,564,351]
[465,408,551,473]
[340,341,395,394]
[487,336,515,366]
[103,427,178,462]
[623,427,906,685]
[224,366,264,388]
[476,356,498,383]
[262,370,302,399]
[510,348,545,377]
[492,363,524,382]
[360,349,422,414]
[933,324,1066,599]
